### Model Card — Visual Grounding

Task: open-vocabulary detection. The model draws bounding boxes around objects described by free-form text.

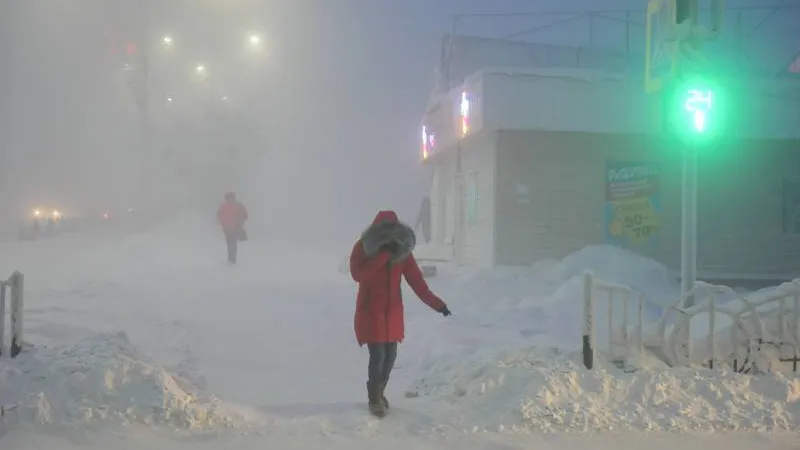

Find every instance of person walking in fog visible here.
[349,210,451,418]
[217,192,248,264]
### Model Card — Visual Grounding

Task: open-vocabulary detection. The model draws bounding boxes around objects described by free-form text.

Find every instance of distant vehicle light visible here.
[33,209,41,217]
[52,210,61,218]
[103,212,110,220]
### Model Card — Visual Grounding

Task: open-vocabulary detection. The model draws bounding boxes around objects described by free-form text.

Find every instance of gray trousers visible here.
[367,342,397,384]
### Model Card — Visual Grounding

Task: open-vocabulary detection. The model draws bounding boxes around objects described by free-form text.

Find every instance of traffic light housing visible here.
[662,76,727,147]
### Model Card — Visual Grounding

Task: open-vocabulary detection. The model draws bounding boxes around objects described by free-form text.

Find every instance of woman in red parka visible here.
[349,210,451,418]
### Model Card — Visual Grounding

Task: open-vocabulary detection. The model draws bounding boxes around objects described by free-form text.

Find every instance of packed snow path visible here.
[1,215,798,449]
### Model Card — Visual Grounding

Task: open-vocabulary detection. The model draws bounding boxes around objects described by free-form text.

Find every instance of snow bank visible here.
[406,245,678,363]
[404,246,799,434]
[434,245,677,326]
[405,346,800,433]
[435,245,677,308]
[0,331,260,431]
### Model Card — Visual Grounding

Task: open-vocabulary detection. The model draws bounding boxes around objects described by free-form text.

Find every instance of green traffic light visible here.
[685,88,713,133]
[663,77,726,146]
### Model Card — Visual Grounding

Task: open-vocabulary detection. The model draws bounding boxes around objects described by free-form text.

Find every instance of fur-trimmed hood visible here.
[361,210,416,264]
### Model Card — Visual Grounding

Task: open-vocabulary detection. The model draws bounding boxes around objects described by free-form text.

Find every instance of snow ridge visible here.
[0,331,258,432]
[405,346,800,433]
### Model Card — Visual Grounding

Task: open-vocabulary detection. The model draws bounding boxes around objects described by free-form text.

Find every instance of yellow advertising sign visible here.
[607,197,660,245]
[605,160,661,248]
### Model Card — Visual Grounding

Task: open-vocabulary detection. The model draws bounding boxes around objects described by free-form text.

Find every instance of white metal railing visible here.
[0,271,24,358]
[582,272,646,369]
[582,271,800,373]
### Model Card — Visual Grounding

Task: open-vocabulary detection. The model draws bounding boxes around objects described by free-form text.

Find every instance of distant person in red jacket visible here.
[217,192,248,264]
[349,210,451,418]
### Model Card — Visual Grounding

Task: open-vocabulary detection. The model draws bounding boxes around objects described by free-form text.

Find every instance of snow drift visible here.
[405,346,800,433]
[0,331,261,431]
[405,245,678,365]
[404,245,800,434]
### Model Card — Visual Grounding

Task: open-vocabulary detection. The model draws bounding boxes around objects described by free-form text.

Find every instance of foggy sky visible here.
[0,0,796,239]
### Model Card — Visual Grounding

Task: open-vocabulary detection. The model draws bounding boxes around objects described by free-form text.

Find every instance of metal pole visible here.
[140,56,149,211]
[681,147,698,306]
[141,1,149,211]
[679,0,701,308]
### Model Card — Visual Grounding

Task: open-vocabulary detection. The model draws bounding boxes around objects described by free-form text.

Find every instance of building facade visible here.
[421,67,800,282]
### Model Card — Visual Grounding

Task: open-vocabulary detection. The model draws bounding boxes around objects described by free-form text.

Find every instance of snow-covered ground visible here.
[1,213,798,449]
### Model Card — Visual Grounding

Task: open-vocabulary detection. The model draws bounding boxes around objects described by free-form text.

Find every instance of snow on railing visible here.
[0,271,24,358]
[582,271,800,373]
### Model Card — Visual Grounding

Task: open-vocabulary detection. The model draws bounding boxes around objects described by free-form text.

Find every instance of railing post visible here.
[731,311,740,371]
[0,280,6,357]
[607,289,614,352]
[583,271,594,370]
[10,271,23,358]
[777,297,785,349]
[637,293,644,354]
[685,311,693,364]
[622,291,630,345]
[708,295,715,369]
[794,293,799,372]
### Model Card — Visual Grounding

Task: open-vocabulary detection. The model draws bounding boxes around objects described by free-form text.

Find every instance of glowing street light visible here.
[221,95,228,101]
[195,64,206,74]
[163,35,173,46]
[166,96,173,103]
[249,34,261,47]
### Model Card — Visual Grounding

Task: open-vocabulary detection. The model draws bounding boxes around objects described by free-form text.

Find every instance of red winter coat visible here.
[350,210,446,345]
[217,200,248,232]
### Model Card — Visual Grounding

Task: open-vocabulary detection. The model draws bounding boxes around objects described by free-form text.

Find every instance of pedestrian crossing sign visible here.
[645,0,678,93]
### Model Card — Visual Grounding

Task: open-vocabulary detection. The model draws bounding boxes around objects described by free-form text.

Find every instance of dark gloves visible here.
[438,306,452,317]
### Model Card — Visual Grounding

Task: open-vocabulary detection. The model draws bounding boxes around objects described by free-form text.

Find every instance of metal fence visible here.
[582,271,800,373]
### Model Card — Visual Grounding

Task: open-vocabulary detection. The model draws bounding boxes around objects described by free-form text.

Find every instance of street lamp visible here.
[195,64,206,75]
[163,35,173,46]
[166,96,173,103]
[249,34,261,47]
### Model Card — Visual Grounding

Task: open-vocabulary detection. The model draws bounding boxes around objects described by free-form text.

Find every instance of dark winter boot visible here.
[367,381,386,418]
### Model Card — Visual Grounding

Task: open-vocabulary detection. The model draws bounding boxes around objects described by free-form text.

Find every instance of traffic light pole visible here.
[138,0,150,211]
[680,146,698,307]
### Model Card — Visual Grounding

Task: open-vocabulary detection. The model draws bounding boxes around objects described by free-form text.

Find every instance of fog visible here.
[1,0,796,243]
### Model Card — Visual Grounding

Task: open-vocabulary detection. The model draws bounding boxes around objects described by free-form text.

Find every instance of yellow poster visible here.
[607,197,660,244]
[605,161,660,248]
